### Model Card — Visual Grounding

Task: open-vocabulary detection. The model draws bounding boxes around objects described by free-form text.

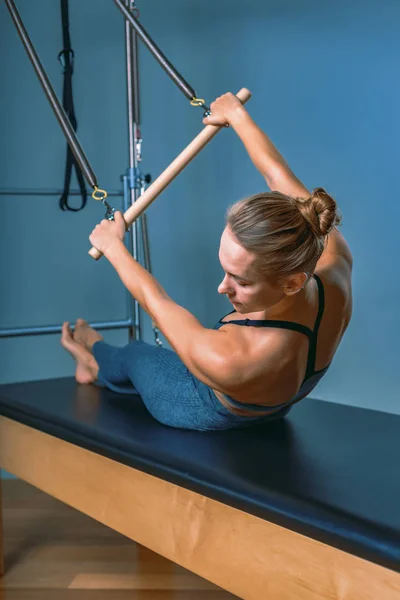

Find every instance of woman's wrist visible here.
[104,238,126,263]
[227,103,250,129]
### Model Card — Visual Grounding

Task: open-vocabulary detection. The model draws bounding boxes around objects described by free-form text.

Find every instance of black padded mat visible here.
[0,377,399,571]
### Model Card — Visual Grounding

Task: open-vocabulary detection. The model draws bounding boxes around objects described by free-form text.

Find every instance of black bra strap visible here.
[312,274,325,334]
[304,274,325,378]
[236,319,313,340]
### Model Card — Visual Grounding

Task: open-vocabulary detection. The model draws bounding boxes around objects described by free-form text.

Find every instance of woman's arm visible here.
[204,93,309,197]
[104,240,247,392]
[230,108,309,197]
[204,94,353,271]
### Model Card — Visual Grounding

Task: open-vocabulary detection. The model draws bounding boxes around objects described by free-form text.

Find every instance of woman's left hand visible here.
[89,211,127,255]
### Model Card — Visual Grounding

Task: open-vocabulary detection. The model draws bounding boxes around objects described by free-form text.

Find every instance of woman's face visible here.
[217,227,286,313]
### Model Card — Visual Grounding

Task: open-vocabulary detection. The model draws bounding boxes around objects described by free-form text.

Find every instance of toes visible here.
[61,323,86,357]
[75,318,89,329]
[61,322,75,349]
[61,322,72,339]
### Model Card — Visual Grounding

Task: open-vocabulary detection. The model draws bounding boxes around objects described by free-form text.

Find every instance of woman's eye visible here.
[238,282,248,287]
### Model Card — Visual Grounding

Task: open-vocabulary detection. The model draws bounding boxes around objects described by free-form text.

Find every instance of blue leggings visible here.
[92,340,283,431]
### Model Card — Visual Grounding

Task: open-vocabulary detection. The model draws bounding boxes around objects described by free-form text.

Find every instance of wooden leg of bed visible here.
[0,475,4,577]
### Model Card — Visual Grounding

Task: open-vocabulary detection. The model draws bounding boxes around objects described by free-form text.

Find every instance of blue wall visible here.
[0,0,399,421]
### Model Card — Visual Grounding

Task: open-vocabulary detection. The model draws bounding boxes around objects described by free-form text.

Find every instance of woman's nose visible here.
[218,276,230,295]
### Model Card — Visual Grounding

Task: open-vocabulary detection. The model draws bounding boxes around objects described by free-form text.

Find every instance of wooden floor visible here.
[0,479,239,600]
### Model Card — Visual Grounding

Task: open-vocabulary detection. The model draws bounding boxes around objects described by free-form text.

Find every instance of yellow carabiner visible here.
[190,96,206,107]
[92,186,108,201]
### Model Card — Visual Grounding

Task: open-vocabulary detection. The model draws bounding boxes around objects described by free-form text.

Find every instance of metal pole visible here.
[123,2,162,347]
[0,319,133,339]
[114,0,198,103]
[0,5,144,344]
[125,0,141,341]
[0,189,123,197]
[4,0,98,190]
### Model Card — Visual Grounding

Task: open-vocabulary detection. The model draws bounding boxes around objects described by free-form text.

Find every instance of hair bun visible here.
[295,187,342,237]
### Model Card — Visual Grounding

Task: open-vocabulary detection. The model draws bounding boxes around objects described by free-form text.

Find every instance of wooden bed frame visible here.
[1,416,399,600]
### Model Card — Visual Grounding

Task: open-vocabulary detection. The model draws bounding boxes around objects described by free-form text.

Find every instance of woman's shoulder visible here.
[315,264,353,325]
[314,229,353,297]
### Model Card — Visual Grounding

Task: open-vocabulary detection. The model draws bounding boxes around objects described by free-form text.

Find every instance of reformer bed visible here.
[0,377,399,599]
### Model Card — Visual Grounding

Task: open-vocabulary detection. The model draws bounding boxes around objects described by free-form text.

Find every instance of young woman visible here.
[61,93,353,431]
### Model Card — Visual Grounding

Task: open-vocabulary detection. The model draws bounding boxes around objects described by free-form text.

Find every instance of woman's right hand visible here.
[202,92,245,126]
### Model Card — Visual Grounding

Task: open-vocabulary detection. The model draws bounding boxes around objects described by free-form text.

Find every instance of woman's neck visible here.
[241,281,314,321]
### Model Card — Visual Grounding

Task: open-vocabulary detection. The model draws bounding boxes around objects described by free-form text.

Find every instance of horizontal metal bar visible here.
[0,319,134,339]
[0,188,123,197]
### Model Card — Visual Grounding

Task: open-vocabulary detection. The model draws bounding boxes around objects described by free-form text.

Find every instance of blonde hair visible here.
[226,187,342,280]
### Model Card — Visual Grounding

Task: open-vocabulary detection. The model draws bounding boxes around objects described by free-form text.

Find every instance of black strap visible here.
[58,0,87,212]
[303,273,325,378]
[311,274,325,334]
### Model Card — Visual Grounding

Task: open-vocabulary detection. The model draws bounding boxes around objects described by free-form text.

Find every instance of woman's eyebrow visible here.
[222,265,252,282]
[230,272,252,282]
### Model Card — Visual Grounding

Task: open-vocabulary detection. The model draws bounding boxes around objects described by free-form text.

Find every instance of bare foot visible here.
[61,322,99,384]
[73,318,104,352]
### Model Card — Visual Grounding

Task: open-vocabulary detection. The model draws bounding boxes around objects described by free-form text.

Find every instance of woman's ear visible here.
[283,272,308,295]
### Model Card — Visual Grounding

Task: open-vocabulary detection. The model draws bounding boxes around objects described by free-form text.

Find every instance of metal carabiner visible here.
[92,186,116,220]
[190,96,211,118]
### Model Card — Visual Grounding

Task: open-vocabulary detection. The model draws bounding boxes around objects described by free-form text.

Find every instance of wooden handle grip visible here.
[89,88,252,260]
